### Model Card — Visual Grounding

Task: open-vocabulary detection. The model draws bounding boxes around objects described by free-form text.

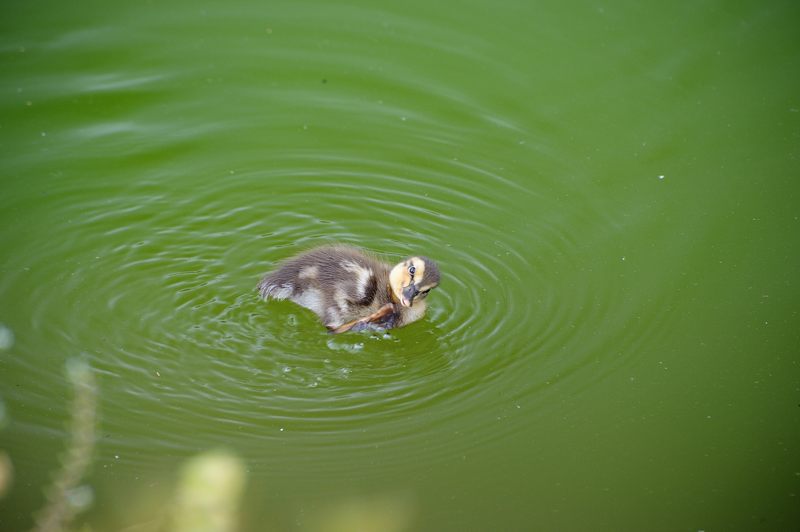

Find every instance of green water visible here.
[1,0,799,530]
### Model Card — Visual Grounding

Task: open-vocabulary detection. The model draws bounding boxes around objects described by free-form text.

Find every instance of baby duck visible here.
[257,245,440,333]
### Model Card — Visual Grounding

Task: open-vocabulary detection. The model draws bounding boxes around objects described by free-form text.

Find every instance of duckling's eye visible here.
[408,265,416,276]
[420,289,430,295]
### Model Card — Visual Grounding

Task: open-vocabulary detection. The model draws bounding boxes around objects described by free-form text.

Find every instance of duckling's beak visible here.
[401,284,417,307]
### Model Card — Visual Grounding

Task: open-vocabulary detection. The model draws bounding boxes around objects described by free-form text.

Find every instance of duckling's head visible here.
[389,255,440,308]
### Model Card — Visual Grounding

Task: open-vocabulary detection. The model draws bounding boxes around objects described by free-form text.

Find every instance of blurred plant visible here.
[1,354,414,532]
[0,322,14,351]
[304,493,416,532]
[0,450,11,500]
[170,450,247,532]
[0,324,14,499]
[31,359,98,532]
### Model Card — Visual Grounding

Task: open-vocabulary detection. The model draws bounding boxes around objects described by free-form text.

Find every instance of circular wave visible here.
[0,3,682,477]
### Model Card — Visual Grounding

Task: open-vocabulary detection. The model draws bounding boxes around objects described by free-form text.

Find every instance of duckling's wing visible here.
[257,246,375,300]
[312,251,385,325]
[325,259,380,307]
[257,246,386,327]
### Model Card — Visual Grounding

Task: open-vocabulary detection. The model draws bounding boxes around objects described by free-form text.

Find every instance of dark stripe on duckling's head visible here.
[414,256,440,288]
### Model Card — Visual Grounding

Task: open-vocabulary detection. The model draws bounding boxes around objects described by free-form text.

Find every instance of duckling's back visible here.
[257,245,390,329]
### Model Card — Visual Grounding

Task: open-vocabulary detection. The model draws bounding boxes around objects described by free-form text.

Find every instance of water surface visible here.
[1,0,798,530]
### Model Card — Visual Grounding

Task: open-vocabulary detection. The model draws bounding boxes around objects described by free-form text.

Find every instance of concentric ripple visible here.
[0,1,684,480]
[2,149,659,475]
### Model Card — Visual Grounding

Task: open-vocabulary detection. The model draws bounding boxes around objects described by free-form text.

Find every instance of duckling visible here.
[257,245,440,333]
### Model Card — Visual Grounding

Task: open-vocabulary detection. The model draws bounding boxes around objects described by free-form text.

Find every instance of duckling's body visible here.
[257,245,440,333]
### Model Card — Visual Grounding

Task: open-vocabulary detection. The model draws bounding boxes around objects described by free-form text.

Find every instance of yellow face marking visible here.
[390,257,437,306]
